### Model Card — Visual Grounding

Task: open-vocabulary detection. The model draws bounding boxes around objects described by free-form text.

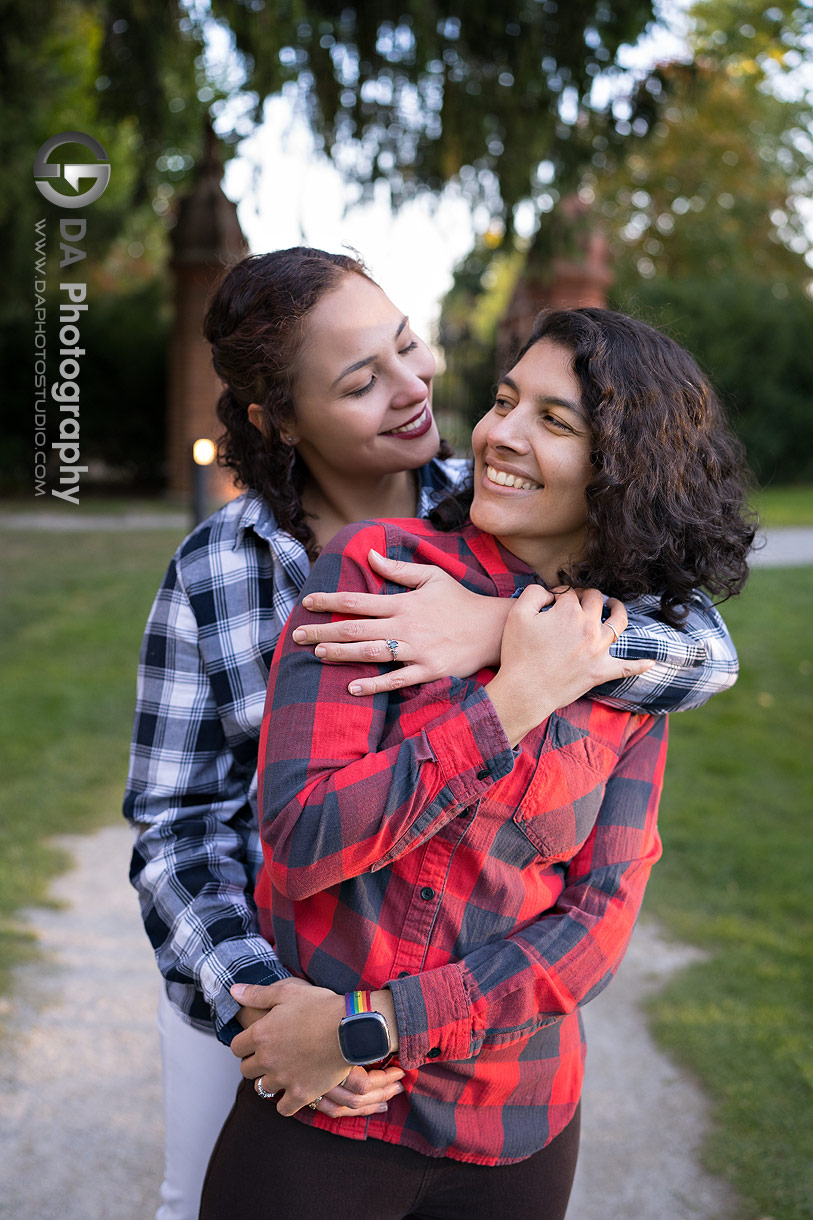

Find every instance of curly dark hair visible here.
[204,247,453,559]
[433,307,756,624]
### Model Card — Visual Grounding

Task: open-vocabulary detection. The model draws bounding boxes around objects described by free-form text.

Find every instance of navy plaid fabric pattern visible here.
[124,463,736,1042]
[256,519,668,1164]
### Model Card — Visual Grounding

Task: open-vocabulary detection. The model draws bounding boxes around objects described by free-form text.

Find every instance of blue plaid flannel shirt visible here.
[124,460,738,1043]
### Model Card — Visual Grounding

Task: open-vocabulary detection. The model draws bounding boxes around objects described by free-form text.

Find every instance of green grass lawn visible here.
[0,526,185,992]
[645,565,813,1220]
[0,515,811,1218]
[753,484,813,526]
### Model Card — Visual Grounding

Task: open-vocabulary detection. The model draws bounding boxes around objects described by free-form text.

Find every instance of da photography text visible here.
[32,131,111,503]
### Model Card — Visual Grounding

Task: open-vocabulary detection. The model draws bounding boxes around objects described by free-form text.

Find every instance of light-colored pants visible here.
[156,986,243,1220]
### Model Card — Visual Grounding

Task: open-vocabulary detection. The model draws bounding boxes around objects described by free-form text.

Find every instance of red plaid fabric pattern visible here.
[256,518,666,1165]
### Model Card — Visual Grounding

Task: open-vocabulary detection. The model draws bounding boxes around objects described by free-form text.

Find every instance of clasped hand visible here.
[292,549,653,716]
[230,978,404,1118]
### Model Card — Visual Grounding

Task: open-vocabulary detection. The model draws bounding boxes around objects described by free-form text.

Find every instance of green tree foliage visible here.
[204,0,657,223]
[0,0,212,489]
[613,276,813,484]
[591,3,813,284]
[0,0,213,312]
[4,0,665,490]
[600,1,813,482]
[435,0,813,483]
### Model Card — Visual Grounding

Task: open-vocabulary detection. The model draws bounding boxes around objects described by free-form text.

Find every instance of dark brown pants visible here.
[200,1079,580,1220]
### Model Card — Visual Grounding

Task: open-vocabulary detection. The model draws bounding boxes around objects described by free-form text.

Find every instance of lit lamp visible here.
[192,437,216,527]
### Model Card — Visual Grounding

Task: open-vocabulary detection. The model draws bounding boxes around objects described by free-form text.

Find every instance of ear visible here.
[248,403,300,445]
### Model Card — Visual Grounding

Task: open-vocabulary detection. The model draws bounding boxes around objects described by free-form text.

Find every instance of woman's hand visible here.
[485,585,654,746]
[291,549,510,695]
[229,979,405,1119]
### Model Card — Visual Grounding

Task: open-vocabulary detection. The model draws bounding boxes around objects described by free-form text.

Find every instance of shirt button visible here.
[397,971,410,978]
[420,886,435,901]
[458,807,471,818]
[427,1047,441,1058]
[476,769,490,781]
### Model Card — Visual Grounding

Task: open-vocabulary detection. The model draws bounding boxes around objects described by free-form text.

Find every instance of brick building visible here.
[165,127,247,502]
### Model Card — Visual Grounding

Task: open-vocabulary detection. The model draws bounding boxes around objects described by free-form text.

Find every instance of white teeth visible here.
[388,406,427,434]
[486,465,540,491]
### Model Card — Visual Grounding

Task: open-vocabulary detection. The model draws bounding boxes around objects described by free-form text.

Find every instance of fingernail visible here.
[302,596,313,609]
[292,628,306,641]
[376,1103,388,1112]
[348,683,362,695]
[394,1084,405,1094]
[231,984,247,998]
[315,646,326,658]
[370,549,385,561]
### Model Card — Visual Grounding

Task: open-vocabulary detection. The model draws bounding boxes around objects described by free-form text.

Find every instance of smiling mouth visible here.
[486,464,541,491]
[383,404,432,436]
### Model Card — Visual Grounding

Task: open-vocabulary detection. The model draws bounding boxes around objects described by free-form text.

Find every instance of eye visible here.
[399,339,418,355]
[492,394,515,414]
[542,411,575,433]
[347,377,376,399]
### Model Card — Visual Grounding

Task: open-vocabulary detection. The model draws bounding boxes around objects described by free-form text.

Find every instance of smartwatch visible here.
[337,991,392,1066]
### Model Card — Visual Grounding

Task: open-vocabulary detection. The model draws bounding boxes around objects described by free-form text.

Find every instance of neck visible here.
[495,534,585,589]
[302,468,419,552]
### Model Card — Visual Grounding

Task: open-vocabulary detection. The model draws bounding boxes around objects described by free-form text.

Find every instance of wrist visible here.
[337,989,399,1064]
[485,675,553,747]
[485,596,513,668]
[371,989,399,1053]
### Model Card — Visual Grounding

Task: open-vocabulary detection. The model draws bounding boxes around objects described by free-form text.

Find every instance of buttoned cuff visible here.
[423,686,516,802]
[387,963,474,1068]
[201,936,292,1045]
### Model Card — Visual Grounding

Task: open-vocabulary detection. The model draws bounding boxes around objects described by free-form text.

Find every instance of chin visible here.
[469,498,500,537]
[409,425,442,466]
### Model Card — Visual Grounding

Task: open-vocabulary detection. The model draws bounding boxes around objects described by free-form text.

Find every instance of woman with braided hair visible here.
[124,250,742,1220]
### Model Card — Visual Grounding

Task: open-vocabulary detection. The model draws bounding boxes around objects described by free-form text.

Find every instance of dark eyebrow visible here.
[499,374,585,419]
[331,316,409,389]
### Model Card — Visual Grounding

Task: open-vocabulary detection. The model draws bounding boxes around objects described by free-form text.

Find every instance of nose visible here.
[486,406,530,454]
[390,348,435,410]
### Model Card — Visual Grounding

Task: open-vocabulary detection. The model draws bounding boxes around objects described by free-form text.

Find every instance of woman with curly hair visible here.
[124,250,743,1220]
[199,306,754,1220]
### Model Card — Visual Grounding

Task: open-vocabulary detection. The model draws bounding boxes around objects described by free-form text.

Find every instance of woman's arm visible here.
[292,550,737,712]
[259,530,639,901]
[234,710,665,1110]
[124,548,290,1043]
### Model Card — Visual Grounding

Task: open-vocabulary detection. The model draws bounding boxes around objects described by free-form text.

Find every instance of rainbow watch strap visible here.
[345,990,373,1016]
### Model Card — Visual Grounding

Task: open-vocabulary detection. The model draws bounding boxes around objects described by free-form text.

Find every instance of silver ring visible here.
[386,639,399,662]
[307,1095,323,1110]
[254,1076,277,1101]
[606,622,621,646]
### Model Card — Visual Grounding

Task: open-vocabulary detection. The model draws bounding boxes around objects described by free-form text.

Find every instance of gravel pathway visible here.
[0,825,738,1220]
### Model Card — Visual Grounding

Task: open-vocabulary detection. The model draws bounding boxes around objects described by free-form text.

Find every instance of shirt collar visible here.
[233,487,306,557]
[233,456,471,564]
[462,522,544,598]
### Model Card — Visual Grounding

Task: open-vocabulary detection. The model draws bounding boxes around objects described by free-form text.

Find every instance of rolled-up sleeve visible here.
[590,591,738,714]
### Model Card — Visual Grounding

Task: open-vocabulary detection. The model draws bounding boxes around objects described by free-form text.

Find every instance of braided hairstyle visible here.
[204,247,380,559]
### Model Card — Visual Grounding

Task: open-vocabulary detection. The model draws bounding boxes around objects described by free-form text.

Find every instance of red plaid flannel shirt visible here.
[256,518,666,1165]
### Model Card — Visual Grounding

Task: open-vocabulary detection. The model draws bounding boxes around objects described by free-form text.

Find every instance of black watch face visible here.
[341,1013,389,1063]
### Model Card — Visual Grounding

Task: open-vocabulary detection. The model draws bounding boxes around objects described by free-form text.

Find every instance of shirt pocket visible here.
[511,716,620,865]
